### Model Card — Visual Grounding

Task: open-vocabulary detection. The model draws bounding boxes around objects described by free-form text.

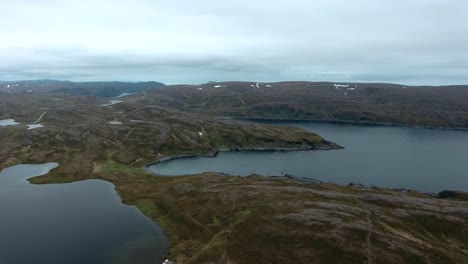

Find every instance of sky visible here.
[0,0,467,85]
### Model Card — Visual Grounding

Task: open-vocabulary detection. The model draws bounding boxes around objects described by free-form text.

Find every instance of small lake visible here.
[148,121,468,192]
[108,121,123,125]
[116,92,136,98]
[101,100,124,107]
[27,124,45,130]
[0,163,167,264]
[0,119,19,126]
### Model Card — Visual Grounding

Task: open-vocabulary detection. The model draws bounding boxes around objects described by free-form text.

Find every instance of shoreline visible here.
[15,157,468,263]
[144,147,467,199]
[144,142,343,170]
[223,116,468,131]
[146,157,468,200]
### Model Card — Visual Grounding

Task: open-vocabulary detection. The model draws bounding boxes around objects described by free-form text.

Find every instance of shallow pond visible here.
[0,119,19,126]
[101,100,124,107]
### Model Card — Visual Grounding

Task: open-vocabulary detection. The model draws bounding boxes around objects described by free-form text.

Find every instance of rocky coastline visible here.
[145,141,343,171]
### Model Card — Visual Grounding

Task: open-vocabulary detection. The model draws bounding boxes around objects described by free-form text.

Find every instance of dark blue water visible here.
[0,163,167,264]
[148,122,468,192]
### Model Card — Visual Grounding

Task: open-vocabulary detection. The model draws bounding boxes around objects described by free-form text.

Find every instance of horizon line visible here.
[2,79,468,87]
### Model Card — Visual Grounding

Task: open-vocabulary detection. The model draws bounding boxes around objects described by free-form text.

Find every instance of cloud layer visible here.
[1,0,467,84]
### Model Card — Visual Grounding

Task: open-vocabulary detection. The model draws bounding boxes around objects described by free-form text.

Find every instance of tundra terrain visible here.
[1,81,467,263]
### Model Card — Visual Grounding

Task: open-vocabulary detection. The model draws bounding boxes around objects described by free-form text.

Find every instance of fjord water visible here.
[149,122,468,192]
[0,163,167,264]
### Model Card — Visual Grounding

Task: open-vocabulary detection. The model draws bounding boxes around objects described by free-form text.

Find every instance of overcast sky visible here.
[1,0,467,85]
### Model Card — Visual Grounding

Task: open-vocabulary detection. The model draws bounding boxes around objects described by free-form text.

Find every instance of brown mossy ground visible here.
[147,81,468,129]
[29,165,468,264]
[0,93,331,170]
[2,92,468,263]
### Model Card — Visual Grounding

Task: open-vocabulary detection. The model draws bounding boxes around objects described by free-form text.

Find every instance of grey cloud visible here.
[0,0,468,85]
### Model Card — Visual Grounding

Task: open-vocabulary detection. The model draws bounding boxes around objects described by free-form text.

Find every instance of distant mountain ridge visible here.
[0,80,165,97]
[3,79,468,127]
[145,81,468,128]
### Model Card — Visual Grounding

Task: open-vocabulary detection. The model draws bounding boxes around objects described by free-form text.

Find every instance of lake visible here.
[148,121,468,193]
[0,163,167,264]
[0,119,19,126]
[101,100,124,107]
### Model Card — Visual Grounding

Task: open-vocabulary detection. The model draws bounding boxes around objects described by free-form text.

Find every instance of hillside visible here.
[145,81,468,128]
[5,80,468,129]
[30,166,468,264]
[0,92,336,174]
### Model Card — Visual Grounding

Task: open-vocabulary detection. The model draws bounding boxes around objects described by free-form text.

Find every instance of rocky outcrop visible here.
[437,190,468,200]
